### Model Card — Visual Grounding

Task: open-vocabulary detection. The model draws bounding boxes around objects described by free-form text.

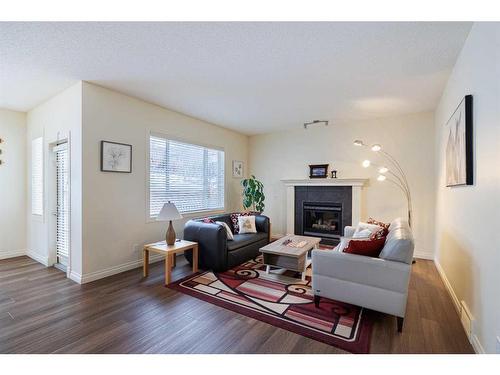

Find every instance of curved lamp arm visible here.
[384,176,413,227]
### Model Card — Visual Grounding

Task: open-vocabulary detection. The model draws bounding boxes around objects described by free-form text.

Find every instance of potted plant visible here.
[241,175,265,213]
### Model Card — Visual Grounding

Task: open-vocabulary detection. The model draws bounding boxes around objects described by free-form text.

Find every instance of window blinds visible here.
[31,137,43,216]
[149,135,225,217]
[55,143,69,260]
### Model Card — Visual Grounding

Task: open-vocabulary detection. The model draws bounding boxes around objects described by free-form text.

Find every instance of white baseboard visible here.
[78,254,165,284]
[470,333,486,354]
[434,258,484,354]
[434,259,461,314]
[0,249,26,260]
[69,270,82,284]
[26,250,50,266]
[414,250,434,260]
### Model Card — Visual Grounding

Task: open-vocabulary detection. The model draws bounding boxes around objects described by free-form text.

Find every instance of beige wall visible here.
[81,82,249,279]
[26,82,83,275]
[0,109,27,259]
[434,23,500,353]
[248,112,436,259]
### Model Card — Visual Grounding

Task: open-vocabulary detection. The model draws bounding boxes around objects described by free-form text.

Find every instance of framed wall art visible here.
[101,140,132,173]
[445,95,473,186]
[232,160,244,178]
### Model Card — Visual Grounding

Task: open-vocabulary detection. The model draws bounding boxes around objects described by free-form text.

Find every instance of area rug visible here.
[169,256,373,353]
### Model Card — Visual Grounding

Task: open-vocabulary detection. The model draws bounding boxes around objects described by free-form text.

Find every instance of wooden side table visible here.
[143,240,198,285]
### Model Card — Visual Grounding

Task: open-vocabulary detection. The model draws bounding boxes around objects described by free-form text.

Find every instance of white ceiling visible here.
[0,22,471,135]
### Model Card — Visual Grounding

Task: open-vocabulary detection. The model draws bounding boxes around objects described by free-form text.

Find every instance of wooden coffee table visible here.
[143,240,198,285]
[259,235,321,281]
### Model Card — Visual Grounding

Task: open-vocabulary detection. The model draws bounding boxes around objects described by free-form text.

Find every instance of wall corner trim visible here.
[69,271,82,284]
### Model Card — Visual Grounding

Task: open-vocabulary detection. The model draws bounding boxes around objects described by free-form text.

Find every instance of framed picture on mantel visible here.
[309,164,329,178]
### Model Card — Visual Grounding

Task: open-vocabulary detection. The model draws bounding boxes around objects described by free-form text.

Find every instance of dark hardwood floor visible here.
[0,255,474,354]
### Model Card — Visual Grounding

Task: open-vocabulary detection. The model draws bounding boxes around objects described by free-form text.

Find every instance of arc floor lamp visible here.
[354,140,413,228]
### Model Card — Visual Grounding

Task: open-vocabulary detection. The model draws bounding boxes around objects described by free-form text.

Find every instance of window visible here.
[31,137,43,216]
[149,134,225,217]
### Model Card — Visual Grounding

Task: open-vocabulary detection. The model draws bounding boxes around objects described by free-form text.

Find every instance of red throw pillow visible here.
[343,237,386,258]
[202,218,215,224]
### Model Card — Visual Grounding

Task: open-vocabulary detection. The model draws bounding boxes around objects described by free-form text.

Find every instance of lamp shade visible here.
[157,202,183,221]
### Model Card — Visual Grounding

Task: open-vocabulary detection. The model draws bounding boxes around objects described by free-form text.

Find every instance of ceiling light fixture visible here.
[353,140,365,147]
[303,120,329,129]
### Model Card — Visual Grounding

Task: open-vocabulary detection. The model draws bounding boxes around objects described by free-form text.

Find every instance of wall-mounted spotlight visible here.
[303,120,329,129]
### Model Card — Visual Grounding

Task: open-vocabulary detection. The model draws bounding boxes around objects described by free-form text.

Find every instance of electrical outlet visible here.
[496,336,500,354]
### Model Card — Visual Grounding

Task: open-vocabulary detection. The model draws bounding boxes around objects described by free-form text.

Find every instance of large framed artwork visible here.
[445,95,473,187]
[100,140,132,173]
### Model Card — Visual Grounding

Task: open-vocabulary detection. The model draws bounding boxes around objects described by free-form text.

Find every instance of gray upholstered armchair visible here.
[311,218,414,332]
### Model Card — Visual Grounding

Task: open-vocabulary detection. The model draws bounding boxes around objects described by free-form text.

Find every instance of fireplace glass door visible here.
[303,202,342,240]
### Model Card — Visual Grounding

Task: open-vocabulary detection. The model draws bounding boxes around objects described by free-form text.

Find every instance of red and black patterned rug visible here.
[169,256,373,353]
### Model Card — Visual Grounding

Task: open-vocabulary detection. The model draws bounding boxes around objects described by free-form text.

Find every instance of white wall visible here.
[248,112,436,259]
[26,82,83,275]
[0,109,27,259]
[81,82,248,279]
[434,23,500,354]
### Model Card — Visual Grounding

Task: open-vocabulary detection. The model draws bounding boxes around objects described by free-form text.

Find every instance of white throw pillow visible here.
[352,228,372,239]
[335,237,352,252]
[354,222,381,236]
[238,215,257,234]
[216,221,234,240]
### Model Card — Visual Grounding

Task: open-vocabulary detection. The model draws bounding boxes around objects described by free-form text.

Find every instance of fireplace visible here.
[294,185,352,245]
[303,202,342,240]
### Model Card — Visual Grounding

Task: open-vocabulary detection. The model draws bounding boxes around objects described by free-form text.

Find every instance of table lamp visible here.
[157,202,183,245]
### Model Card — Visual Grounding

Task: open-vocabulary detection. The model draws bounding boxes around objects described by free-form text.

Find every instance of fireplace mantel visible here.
[281,178,369,236]
[281,178,368,187]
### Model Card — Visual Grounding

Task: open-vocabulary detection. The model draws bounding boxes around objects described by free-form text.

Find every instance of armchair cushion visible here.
[379,219,414,264]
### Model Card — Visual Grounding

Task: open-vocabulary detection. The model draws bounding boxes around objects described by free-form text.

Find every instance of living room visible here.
[1,1,499,372]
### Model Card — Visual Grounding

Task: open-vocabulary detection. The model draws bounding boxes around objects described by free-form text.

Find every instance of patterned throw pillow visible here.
[230,212,258,233]
[367,217,390,239]
[370,227,388,240]
[238,215,257,234]
[367,217,390,230]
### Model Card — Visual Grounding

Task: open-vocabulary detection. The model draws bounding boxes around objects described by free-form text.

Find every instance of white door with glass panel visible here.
[53,143,69,267]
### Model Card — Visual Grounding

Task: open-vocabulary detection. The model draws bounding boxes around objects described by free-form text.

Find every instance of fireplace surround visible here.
[294,186,352,245]
[282,178,368,245]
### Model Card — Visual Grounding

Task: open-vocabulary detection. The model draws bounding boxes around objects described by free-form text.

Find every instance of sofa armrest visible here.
[255,215,270,234]
[184,220,228,271]
[312,250,411,293]
[344,225,356,237]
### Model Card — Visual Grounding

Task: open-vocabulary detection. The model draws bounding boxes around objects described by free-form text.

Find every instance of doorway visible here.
[52,142,70,272]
